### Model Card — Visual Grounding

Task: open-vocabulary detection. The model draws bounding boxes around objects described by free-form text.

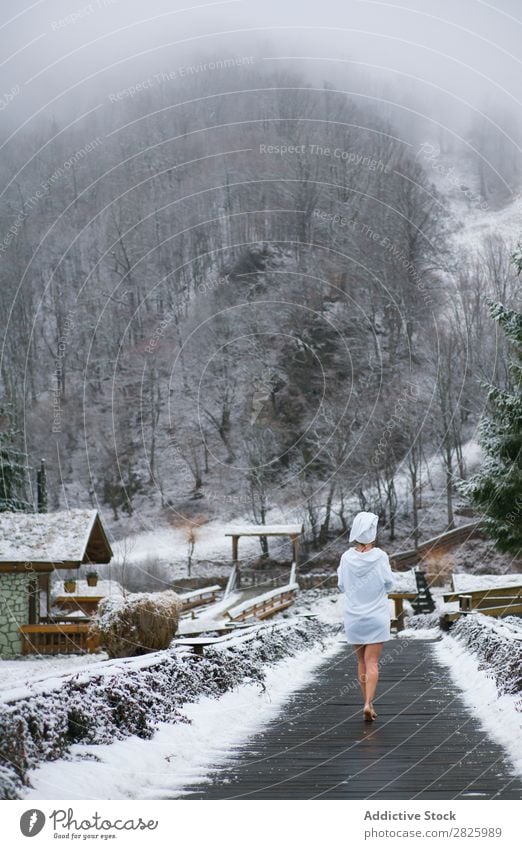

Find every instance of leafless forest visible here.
[1,24,520,549]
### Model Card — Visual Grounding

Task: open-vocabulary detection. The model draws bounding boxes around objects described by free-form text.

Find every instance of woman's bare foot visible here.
[363,703,375,721]
[370,701,378,717]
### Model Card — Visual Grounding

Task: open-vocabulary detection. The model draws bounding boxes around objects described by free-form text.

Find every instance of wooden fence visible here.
[179,585,221,611]
[19,624,99,655]
[226,584,299,622]
[441,584,522,626]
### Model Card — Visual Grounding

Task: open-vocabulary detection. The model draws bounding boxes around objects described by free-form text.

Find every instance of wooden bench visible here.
[172,625,260,656]
[388,592,418,632]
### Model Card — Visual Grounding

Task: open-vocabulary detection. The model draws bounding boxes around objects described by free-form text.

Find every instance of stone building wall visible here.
[0,573,31,657]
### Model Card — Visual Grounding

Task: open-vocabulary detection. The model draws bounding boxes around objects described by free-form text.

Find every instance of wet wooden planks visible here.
[181,638,522,800]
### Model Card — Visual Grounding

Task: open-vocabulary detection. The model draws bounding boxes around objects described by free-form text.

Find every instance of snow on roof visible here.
[0,509,105,563]
[224,524,303,536]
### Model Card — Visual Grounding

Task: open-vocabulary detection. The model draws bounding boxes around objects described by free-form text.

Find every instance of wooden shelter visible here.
[0,509,112,657]
[224,524,303,590]
[225,524,303,564]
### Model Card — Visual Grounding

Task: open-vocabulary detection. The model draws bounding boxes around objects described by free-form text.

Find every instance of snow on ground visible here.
[281,587,343,629]
[434,634,522,779]
[452,574,522,592]
[0,652,108,695]
[451,192,522,255]
[446,537,521,577]
[109,436,487,581]
[397,627,440,640]
[112,520,273,574]
[420,140,522,256]
[23,635,344,800]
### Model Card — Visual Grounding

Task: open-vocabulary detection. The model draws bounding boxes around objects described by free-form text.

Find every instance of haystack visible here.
[89,590,181,658]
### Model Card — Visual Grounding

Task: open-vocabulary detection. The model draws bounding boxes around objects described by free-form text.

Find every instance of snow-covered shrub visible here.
[0,764,20,800]
[89,590,182,658]
[0,619,337,799]
[0,618,334,798]
[450,614,522,698]
[404,611,441,630]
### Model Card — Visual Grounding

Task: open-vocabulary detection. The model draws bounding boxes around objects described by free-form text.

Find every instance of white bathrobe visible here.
[337,546,394,644]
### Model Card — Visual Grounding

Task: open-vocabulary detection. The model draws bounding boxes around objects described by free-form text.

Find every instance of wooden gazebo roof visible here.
[224,523,304,568]
[0,509,113,573]
[224,524,303,538]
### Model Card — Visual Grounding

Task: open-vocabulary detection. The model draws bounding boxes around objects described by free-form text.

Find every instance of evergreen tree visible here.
[0,406,32,512]
[458,272,522,554]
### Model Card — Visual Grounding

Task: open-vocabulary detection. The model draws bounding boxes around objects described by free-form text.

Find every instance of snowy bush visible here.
[0,617,334,798]
[450,614,522,698]
[404,611,441,630]
[0,764,20,800]
[89,590,182,658]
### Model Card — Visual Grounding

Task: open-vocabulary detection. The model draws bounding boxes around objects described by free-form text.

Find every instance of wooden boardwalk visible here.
[183,638,522,800]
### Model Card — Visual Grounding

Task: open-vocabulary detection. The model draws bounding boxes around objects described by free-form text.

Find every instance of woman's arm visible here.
[337,558,345,592]
[380,552,394,592]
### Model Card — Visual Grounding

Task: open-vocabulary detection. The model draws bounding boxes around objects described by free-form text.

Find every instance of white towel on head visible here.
[349,511,379,544]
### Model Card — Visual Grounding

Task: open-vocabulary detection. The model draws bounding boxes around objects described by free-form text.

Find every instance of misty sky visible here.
[1,0,521,144]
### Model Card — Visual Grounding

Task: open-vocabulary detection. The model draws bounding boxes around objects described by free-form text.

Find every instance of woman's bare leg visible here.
[363,643,384,715]
[353,645,366,700]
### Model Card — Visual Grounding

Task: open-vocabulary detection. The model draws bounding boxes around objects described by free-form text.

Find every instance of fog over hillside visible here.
[0,0,520,561]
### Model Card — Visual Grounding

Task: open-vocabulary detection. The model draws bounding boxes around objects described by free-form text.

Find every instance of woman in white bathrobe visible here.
[337,511,394,722]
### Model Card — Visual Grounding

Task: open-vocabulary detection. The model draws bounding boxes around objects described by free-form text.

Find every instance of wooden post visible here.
[232,535,240,588]
[291,535,300,570]
[395,597,405,632]
[459,594,472,612]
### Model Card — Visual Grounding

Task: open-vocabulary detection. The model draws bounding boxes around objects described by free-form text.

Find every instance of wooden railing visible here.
[179,585,221,612]
[226,583,299,622]
[441,585,522,626]
[19,624,100,655]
